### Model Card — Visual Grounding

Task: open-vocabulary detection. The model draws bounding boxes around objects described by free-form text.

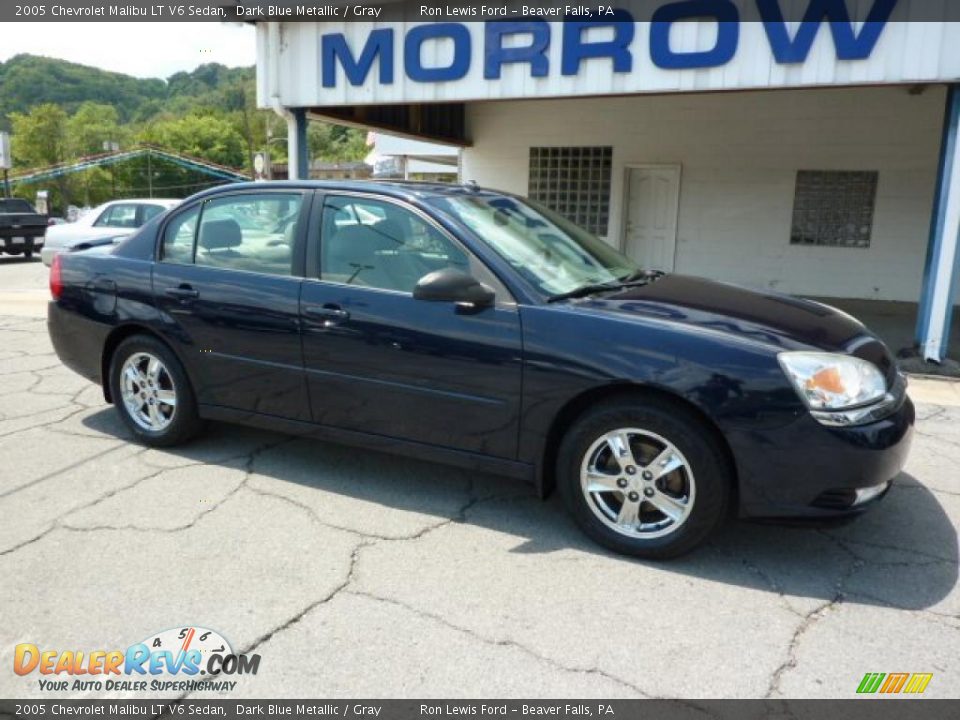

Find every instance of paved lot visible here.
[0,256,958,699]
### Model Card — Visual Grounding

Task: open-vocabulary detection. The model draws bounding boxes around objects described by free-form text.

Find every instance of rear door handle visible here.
[164,286,199,300]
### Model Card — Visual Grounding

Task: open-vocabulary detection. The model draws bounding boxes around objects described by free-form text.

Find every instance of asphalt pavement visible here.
[0,256,957,699]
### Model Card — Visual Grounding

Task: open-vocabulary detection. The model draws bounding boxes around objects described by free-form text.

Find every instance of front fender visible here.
[517,305,803,495]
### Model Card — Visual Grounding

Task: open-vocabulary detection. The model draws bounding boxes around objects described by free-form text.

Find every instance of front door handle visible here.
[303,304,350,324]
[164,286,199,300]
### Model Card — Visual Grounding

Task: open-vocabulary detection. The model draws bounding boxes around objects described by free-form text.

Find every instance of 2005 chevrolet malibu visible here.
[47,182,914,558]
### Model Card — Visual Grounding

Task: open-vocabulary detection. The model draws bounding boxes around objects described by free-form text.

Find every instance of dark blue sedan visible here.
[47,181,914,558]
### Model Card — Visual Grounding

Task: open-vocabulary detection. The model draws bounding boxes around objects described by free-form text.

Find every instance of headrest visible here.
[199,218,242,251]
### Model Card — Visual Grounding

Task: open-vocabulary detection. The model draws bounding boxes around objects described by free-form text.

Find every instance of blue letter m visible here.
[322,29,394,87]
[757,0,897,64]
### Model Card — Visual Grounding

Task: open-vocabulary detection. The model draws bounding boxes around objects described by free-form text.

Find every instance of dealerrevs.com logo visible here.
[14,626,260,693]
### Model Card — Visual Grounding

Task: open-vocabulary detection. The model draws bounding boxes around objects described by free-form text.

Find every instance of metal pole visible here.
[917,83,960,362]
[147,152,153,198]
[2,169,9,198]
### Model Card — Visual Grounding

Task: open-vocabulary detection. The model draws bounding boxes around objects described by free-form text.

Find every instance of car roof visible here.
[96,198,180,209]
[186,180,505,204]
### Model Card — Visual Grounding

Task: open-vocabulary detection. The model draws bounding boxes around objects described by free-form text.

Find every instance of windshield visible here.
[0,199,36,214]
[429,194,641,296]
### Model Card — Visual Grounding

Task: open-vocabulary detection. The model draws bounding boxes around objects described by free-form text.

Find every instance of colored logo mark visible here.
[857,672,933,695]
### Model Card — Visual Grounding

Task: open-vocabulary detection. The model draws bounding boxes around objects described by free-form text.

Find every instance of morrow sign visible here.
[322,0,896,86]
[258,0,960,105]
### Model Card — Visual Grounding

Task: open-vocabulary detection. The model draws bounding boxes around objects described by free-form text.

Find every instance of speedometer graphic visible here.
[137,626,233,673]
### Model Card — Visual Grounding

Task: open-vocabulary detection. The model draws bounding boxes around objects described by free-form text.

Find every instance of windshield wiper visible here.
[547,278,652,303]
[618,269,666,283]
[546,268,667,303]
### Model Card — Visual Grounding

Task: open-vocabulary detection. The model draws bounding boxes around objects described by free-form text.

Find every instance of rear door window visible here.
[195,194,302,276]
[94,204,139,228]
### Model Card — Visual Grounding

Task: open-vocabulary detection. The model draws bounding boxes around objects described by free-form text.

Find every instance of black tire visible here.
[109,334,204,447]
[557,396,731,559]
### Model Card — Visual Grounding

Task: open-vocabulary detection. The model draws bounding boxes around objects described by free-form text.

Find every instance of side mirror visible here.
[413,268,495,309]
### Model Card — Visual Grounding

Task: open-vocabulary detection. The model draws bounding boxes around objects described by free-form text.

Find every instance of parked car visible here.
[46,182,914,558]
[41,198,179,266]
[0,197,47,259]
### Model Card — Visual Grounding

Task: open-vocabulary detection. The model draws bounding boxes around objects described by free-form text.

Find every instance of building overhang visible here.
[308,103,468,147]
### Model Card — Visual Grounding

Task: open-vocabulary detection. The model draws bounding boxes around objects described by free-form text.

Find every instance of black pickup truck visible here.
[0,197,46,259]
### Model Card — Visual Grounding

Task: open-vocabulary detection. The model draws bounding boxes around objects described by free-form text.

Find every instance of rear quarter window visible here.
[161,206,200,264]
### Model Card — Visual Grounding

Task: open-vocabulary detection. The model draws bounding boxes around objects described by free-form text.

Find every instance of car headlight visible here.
[778,352,889,425]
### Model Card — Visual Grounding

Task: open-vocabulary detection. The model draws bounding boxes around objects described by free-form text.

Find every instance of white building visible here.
[366,132,459,180]
[255,2,960,362]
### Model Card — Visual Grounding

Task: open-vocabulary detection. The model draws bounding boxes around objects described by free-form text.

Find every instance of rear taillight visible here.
[49,254,63,300]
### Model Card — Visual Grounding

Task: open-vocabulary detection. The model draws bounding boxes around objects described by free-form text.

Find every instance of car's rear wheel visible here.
[109,335,203,447]
[558,397,730,559]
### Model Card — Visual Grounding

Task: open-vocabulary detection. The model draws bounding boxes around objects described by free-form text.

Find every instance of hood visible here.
[578,274,897,381]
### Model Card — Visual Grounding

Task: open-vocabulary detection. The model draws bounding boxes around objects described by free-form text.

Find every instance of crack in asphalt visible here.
[0,404,88,438]
[0,442,129,500]
[155,539,373,714]
[0,525,59,558]
[818,530,957,565]
[56,439,293,534]
[347,588,653,698]
[764,557,862,699]
[0,439,290,557]
[243,479,469,542]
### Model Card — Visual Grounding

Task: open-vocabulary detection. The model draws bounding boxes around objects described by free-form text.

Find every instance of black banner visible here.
[4,0,960,23]
[0,700,957,720]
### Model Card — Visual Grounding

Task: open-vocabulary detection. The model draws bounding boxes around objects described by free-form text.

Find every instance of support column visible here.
[294,108,309,180]
[284,108,309,181]
[917,84,960,362]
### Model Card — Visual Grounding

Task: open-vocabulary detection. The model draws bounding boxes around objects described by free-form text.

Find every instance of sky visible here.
[0,23,257,78]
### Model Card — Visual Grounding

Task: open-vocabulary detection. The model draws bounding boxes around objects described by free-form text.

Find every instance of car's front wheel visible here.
[109,335,203,447]
[558,397,730,559]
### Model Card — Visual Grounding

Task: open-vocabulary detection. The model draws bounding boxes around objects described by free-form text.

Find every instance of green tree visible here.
[9,103,74,209]
[308,122,369,162]
[9,103,68,168]
[139,113,246,168]
[66,102,126,157]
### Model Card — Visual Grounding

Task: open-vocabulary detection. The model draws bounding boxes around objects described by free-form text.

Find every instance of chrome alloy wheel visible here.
[119,352,177,432]
[580,428,696,539]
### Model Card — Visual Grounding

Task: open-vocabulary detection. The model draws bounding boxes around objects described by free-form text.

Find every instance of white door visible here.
[623,165,681,272]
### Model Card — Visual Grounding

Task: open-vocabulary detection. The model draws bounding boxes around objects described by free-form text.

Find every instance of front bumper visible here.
[732,393,915,519]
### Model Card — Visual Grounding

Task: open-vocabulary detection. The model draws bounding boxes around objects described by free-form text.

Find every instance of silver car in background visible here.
[41,198,179,266]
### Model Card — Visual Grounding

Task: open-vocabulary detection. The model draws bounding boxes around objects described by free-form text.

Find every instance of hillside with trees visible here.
[0,54,367,212]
